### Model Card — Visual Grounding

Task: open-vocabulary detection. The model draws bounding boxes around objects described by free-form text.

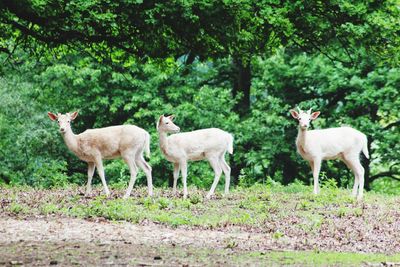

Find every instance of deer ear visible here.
[70,111,78,120]
[48,112,58,121]
[289,109,299,119]
[168,115,175,121]
[157,115,164,130]
[310,111,321,120]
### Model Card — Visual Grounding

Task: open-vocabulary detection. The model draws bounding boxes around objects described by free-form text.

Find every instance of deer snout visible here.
[60,127,66,133]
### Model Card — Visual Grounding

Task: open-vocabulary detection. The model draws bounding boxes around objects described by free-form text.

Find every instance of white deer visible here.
[156,115,233,199]
[48,111,153,198]
[289,108,369,200]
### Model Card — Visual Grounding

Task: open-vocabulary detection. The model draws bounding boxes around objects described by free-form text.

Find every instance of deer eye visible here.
[166,122,169,124]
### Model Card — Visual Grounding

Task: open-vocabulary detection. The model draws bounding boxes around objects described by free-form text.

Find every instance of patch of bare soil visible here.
[0,217,271,266]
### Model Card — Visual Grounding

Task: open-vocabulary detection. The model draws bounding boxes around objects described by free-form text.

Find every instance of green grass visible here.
[8,202,30,214]
[2,180,399,228]
[243,251,400,265]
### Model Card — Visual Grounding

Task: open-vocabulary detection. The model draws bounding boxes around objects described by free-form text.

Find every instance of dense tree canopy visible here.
[1,0,399,62]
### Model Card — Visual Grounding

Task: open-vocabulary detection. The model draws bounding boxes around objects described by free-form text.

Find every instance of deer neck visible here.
[158,131,169,156]
[296,127,308,151]
[62,128,79,154]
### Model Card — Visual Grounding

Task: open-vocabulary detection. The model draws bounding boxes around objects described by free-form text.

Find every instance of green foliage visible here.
[1,0,398,65]
[0,73,73,187]
[0,1,399,191]
[371,177,400,195]
[1,48,399,191]
[8,202,29,214]
[40,203,59,215]
[30,159,69,188]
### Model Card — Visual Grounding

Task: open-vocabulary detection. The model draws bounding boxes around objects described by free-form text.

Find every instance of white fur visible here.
[290,108,369,200]
[157,115,233,199]
[48,111,153,198]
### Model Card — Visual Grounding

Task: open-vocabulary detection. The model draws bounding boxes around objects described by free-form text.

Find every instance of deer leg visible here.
[206,156,223,199]
[180,161,188,198]
[173,163,180,194]
[357,161,365,200]
[94,157,110,197]
[308,160,314,173]
[344,155,365,200]
[312,158,321,194]
[123,155,138,199]
[136,154,153,197]
[86,162,95,195]
[219,154,231,195]
[342,158,359,197]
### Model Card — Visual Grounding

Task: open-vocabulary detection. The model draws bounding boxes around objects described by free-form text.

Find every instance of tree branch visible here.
[369,171,400,181]
[383,120,400,130]
[0,46,10,54]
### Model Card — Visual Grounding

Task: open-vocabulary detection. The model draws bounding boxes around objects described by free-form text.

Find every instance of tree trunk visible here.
[0,174,10,184]
[231,58,252,185]
[232,58,251,117]
[281,153,298,185]
[182,52,196,75]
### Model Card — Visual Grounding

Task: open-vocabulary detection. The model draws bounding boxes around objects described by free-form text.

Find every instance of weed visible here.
[157,198,170,210]
[189,193,202,205]
[225,238,238,249]
[299,200,311,210]
[40,203,59,215]
[337,207,347,218]
[353,207,363,217]
[8,202,29,214]
[272,231,284,239]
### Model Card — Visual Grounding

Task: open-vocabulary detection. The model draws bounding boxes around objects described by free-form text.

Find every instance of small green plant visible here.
[225,238,238,249]
[178,199,192,209]
[353,208,363,217]
[282,179,309,193]
[267,201,279,212]
[299,200,311,210]
[272,231,284,239]
[309,215,324,230]
[157,198,171,210]
[40,203,59,215]
[257,191,271,201]
[8,202,29,214]
[337,207,347,218]
[189,193,202,205]
[320,173,337,188]
[141,197,157,210]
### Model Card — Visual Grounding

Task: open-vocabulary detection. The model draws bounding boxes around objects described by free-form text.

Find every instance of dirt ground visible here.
[2,187,400,266]
[1,215,399,266]
[0,216,280,266]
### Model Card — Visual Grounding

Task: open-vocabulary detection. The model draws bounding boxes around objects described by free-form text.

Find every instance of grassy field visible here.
[1,181,400,265]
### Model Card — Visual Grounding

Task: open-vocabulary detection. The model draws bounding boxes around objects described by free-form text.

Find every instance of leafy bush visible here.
[30,159,69,188]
